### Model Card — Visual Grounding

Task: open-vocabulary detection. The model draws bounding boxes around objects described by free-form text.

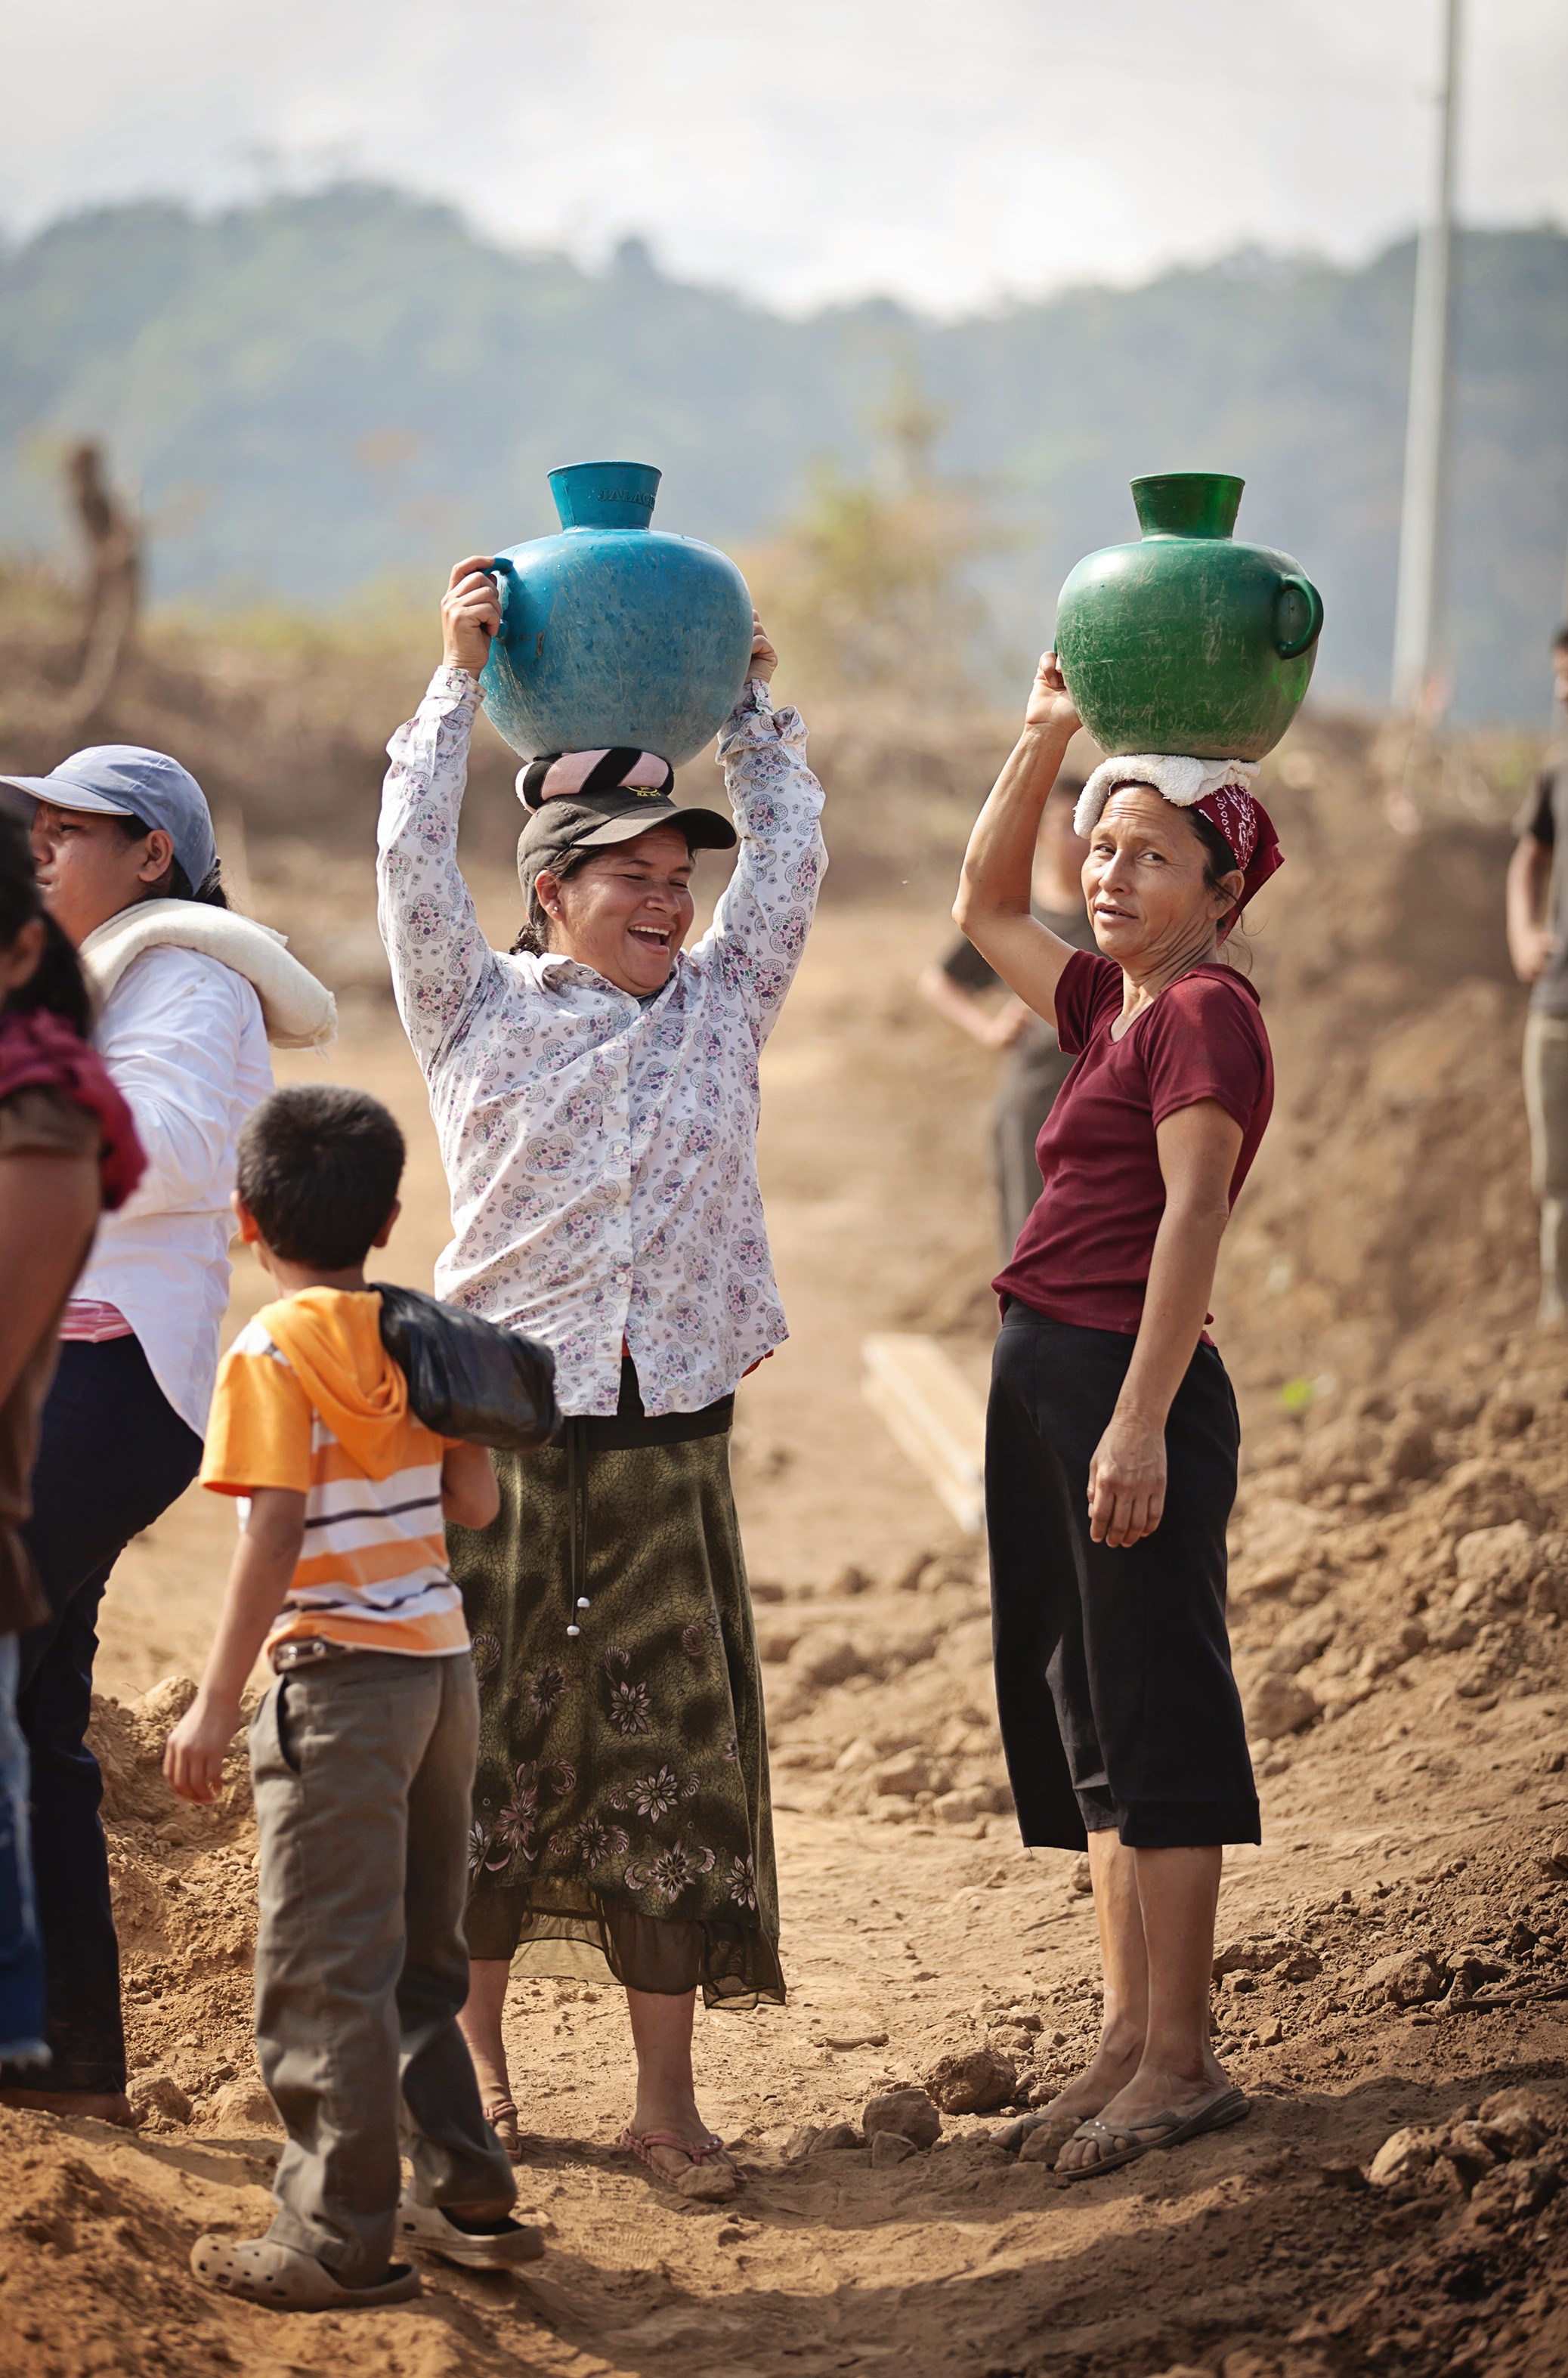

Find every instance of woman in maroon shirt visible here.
[954,651,1282,2181]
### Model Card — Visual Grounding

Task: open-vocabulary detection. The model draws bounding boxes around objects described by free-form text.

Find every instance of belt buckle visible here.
[271,1636,341,1672]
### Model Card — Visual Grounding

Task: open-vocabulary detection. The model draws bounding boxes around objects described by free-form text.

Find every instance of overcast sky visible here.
[3,0,1565,314]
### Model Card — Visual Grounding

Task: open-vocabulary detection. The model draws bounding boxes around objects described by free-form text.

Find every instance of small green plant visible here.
[744,363,994,704]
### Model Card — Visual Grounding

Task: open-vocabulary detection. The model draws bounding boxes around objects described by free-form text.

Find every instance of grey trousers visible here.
[250,1649,514,2283]
[1523,1012,1568,1325]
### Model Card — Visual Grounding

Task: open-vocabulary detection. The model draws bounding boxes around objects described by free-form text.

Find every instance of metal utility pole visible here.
[1390,0,1462,711]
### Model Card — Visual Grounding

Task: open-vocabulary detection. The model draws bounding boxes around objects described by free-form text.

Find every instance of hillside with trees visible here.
[1,186,1564,719]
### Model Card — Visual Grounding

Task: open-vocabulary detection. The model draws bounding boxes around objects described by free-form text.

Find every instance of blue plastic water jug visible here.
[480,462,755,767]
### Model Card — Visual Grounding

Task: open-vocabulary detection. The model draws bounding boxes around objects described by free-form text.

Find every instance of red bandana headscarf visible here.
[1190,786,1284,941]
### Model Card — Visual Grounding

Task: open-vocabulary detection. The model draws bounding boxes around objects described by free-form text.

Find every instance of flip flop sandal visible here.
[1149,2087,1250,2151]
[1057,2089,1251,2185]
[620,2125,741,2203]
[396,2190,545,2270]
[189,2234,420,2309]
[1056,2114,1179,2182]
[483,2098,524,2163]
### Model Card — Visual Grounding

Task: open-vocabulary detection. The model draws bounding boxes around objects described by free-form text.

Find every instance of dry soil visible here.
[5,714,1568,2378]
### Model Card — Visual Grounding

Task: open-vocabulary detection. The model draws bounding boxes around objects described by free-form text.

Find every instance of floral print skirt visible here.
[450,1367,783,2010]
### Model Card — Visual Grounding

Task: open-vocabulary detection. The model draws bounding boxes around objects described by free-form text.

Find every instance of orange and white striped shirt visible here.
[200,1286,469,1659]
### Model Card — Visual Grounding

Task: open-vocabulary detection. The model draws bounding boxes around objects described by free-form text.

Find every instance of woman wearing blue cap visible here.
[0,742,333,2123]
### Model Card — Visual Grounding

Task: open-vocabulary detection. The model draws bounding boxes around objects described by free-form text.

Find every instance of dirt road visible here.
[8,887,1568,2378]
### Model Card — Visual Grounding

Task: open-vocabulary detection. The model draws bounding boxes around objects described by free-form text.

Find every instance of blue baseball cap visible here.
[0,744,218,893]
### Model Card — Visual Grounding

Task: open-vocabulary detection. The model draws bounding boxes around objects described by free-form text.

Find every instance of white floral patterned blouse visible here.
[376,667,827,1418]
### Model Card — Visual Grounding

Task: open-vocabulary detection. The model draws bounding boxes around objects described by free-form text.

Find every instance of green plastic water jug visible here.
[1053,474,1324,760]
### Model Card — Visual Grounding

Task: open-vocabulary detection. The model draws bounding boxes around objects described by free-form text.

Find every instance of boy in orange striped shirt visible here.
[165,1084,540,2310]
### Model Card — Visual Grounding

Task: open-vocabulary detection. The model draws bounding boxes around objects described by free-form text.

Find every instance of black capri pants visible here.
[986,1300,1259,1852]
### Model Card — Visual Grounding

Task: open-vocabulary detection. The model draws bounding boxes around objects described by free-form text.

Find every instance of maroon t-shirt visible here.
[992,949,1274,1337]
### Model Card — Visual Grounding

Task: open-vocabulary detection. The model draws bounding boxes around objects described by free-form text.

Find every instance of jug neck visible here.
[1130,472,1244,541]
[549,460,662,530]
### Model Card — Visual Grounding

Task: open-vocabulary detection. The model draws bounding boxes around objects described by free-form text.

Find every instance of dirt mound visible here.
[0,2107,281,2374]
[7,1359,1559,2373]
[762,1335,1568,1824]
[1162,719,1541,1402]
[10,1399,1564,2318]
[81,1680,271,2135]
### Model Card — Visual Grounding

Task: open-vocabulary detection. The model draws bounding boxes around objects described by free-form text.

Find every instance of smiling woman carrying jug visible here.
[377,528,826,2200]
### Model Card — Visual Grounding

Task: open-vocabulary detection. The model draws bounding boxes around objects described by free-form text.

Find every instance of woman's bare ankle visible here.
[1045,2032,1143,2115]
[1083,2026,1143,2082]
[462,2046,512,2107]
[1129,2042,1229,2098]
[631,2076,713,2146]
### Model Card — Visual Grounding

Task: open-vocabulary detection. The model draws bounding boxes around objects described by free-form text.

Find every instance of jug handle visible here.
[489,555,513,625]
[1273,574,1323,660]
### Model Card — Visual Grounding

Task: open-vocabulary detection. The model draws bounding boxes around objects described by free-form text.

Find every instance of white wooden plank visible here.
[861,1332,987,1535]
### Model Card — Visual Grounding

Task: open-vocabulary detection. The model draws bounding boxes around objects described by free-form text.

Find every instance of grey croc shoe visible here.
[396,2190,546,2270]
[190,2234,420,2310]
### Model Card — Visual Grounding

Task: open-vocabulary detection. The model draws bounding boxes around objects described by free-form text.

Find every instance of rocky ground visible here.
[5,1298,1568,2376]
[4,687,1568,2373]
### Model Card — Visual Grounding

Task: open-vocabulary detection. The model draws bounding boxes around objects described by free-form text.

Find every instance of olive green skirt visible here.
[449,1363,782,2010]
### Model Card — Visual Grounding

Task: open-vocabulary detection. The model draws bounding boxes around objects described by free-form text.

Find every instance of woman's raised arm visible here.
[376,560,508,1075]
[702,615,827,1047]
[953,653,1084,1028]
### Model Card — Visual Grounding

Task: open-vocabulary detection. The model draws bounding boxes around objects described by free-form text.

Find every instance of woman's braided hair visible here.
[1185,806,1242,911]
[1182,805,1252,963]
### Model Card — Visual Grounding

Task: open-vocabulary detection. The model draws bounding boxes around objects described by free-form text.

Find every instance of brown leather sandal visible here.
[620,2124,740,2202]
[484,2098,523,2163]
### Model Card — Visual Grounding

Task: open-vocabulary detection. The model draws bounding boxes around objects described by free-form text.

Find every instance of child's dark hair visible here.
[0,812,93,1037]
[237,1084,404,1271]
[113,810,229,907]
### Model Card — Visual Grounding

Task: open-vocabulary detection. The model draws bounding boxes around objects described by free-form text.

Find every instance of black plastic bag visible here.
[373,1282,560,1452]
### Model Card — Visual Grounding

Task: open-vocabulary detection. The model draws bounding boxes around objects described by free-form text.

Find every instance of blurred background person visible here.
[0,806,142,2080]
[1507,623,1568,1325]
[919,743,1097,1257]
